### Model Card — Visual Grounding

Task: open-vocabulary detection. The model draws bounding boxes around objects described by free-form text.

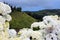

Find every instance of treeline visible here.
[24,9,60,21]
[4,2,22,12]
[10,6,22,12]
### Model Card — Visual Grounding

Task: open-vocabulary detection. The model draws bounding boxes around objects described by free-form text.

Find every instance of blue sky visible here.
[0,0,60,11]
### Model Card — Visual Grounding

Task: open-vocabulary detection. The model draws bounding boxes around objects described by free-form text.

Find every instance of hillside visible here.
[24,9,60,21]
[10,11,36,30]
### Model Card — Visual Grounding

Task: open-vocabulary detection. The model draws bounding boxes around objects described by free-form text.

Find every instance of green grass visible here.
[10,11,36,30]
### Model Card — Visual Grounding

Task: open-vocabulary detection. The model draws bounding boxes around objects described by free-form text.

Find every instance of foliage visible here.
[10,11,36,30]
[24,9,60,21]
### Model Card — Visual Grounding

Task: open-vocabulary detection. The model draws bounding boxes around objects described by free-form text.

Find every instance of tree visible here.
[16,7,22,12]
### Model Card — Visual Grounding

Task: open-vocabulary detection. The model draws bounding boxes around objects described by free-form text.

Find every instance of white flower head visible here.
[43,16,53,25]
[23,38,30,40]
[19,28,33,40]
[0,16,5,24]
[18,28,30,38]
[45,33,57,40]
[18,28,28,35]
[0,22,4,31]
[8,29,17,37]
[0,2,12,15]
[51,15,58,20]
[3,21,9,30]
[39,22,47,30]
[3,14,12,21]
[2,4,12,15]
[31,22,40,31]
[31,31,44,40]
[20,37,30,40]
[31,22,39,29]
[0,2,5,14]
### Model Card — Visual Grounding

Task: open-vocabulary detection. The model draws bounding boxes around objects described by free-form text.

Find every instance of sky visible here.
[0,0,60,11]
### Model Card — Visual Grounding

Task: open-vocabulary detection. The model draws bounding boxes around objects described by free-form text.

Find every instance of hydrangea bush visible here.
[0,2,60,40]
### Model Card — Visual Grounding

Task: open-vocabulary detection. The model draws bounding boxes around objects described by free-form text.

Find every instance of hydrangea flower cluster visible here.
[18,15,60,40]
[30,15,60,40]
[0,2,60,40]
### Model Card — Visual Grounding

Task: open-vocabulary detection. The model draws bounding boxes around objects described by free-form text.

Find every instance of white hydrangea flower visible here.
[14,37,20,40]
[31,31,44,40]
[0,22,3,31]
[31,22,39,29]
[39,30,47,38]
[2,4,11,15]
[43,16,52,21]
[23,38,30,40]
[18,28,28,35]
[43,15,58,27]
[27,29,33,35]
[51,15,58,20]
[0,31,6,40]
[0,16,5,24]
[39,22,47,30]
[43,16,52,25]
[57,32,60,40]
[3,14,12,21]
[3,30,10,38]
[45,33,57,40]
[19,28,33,39]
[3,21,9,30]
[0,2,11,15]
[8,29,17,37]
[0,2,13,40]
[9,37,20,40]
[0,2,5,14]
[9,37,14,40]
[20,37,30,40]
[43,20,48,25]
